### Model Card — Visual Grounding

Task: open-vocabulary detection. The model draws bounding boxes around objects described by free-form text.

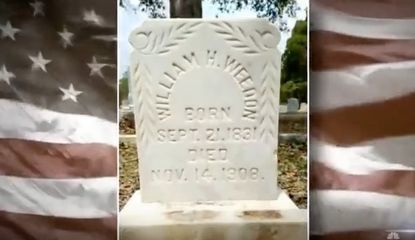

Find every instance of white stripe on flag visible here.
[311,2,415,39]
[0,176,117,218]
[311,190,415,234]
[311,137,415,174]
[311,61,415,111]
[0,99,117,146]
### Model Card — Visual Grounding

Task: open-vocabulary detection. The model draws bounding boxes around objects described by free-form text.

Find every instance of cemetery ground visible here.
[119,116,307,209]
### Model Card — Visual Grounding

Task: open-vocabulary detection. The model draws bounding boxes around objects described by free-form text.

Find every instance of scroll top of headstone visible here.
[129,19,281,203]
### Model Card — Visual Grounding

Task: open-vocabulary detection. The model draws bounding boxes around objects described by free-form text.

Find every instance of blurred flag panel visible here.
[0,0,117,239]
[310,0,415,239]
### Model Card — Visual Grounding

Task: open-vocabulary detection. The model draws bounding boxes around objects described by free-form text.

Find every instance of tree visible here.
[119,74,129,105]
[280,18,306,103]
[280,80,306,103]
[119,0,299,32]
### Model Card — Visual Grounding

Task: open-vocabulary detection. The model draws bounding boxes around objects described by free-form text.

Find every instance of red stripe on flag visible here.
[311,162,415,197]
[310,92,415,145]
[0,210,116,240]
[313,0,415,19]
[311,31,415,71]
[0,138,116,178]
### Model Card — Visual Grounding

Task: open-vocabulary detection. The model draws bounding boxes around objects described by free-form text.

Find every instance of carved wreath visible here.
[133,22,201,55]
[258,60,280,145]
[210,22,277,55]
[131,61,156,150]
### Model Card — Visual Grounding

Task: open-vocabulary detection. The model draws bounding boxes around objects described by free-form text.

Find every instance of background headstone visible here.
[299,102,307,112]
[121,99,129,107]
[287,98,299,113]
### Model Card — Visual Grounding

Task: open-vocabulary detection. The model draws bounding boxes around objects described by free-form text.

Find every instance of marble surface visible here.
[129,19,282,202]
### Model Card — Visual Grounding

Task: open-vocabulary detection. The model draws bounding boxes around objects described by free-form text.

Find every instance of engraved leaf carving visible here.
[210,22,270,55]
[131,62,157,149]
[258,61,279,145]
[139,22,201,55]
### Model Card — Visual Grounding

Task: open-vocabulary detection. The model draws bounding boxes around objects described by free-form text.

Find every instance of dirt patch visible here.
[239,210,282,220]
[119,142,139,208]
[119,117,135,134]
[279,118,307,133]
[277,142,307,209]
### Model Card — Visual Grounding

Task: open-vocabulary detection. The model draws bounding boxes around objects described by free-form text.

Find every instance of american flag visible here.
[0,0,117,239]
[310,0,415,239]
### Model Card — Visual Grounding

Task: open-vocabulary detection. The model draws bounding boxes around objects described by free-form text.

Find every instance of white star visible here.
[0,21,20,40]
[59,84,83,102]
[0,65,15,85]
[29,52,51,72]
[87,56,107,78]
[29,1,45,17]
[58,26,74,48]
[83,10,102,25]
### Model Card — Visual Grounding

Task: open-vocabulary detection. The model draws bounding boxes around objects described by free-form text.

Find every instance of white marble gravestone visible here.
[121,19,306,240]
[129,19,281,202]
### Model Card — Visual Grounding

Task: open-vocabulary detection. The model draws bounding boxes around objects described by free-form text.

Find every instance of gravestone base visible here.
[120,190,307,240]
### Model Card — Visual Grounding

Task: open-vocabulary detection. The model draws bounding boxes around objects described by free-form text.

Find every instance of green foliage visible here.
[280,80,306,103]
[119,0,299,32]
[280,19,307,103]
[209,0,298,31]
[119,76,129,105]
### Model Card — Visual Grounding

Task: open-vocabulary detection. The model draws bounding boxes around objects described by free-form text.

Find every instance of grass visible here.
[119,142,140,209]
